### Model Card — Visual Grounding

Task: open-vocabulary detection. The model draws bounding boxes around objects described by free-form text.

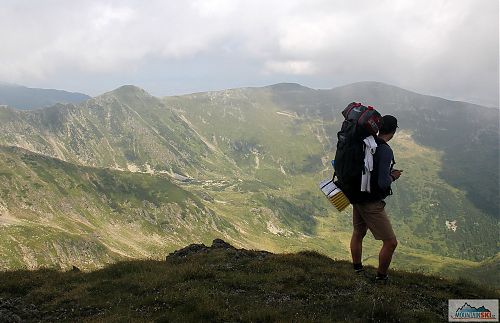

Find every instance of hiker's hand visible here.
[391,169,403,180]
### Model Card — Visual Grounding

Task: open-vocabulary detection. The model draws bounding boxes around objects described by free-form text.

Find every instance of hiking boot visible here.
[374,274,389,284]
[353,267,372,279]
[353,263,364,274]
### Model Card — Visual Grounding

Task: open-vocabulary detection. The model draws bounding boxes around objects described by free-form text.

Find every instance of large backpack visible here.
[333,102,382,203]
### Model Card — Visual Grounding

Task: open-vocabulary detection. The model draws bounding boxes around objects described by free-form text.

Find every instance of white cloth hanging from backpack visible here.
[361,135,377,192]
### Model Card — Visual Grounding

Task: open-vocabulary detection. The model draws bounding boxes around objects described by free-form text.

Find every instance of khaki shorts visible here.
[353,201,396,241]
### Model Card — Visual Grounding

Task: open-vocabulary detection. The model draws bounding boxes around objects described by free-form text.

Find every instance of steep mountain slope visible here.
[266,82,500,217]
[0,82,497,279]
[0,146,234,270]
[0,83,90,110]
[164,85,498,261]
[0,85,236,177]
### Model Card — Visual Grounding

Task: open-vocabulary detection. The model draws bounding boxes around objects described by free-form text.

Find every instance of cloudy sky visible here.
[1,0,498,106]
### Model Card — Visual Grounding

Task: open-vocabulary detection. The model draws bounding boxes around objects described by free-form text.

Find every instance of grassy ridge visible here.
[0,240,497,322]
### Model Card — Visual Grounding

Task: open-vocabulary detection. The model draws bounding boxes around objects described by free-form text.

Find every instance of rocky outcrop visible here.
[166,238,270,260]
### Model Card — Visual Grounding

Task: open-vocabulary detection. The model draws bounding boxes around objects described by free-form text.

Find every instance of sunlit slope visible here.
[0,146,236,270]
[0,86,236,177]
[0,83,497,280]
[1,82,496,219]
[0,139,496,285]
[165,87,327,177]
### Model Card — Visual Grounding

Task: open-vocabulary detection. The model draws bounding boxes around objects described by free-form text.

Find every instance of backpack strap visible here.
[331,159,336,181]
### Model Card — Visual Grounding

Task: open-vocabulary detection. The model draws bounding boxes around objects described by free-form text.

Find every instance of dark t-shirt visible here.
[375,143,394,191]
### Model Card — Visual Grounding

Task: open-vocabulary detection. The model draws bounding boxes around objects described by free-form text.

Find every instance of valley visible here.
[0,82,498,287]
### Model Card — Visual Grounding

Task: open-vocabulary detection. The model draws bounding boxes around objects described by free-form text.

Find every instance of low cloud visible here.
[0,0,497,106]
[265,60,317,75]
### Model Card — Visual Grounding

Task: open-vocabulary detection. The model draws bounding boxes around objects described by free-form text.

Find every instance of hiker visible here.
[350,115,402,282]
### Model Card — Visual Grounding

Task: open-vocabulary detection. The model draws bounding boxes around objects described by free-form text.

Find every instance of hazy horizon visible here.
[1,0,498,107]
[3,80,499,109]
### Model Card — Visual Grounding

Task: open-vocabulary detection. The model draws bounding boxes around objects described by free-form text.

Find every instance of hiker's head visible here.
[379,115,398,140]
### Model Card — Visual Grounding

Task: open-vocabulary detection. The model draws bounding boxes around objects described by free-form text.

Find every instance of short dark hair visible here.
[379,115,398,134]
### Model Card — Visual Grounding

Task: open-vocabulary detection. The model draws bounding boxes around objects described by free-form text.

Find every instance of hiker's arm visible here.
[377,145,394,190]
[391,169,402,181]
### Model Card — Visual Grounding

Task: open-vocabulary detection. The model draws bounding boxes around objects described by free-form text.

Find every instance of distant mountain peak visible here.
[106,85,151,96]
[332,81,413,92]
[265,83,313,91]
[98,85,155,103]
[94,85,161,111]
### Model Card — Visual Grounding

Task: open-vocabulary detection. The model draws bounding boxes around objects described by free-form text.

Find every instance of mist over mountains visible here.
[0,81,498,285]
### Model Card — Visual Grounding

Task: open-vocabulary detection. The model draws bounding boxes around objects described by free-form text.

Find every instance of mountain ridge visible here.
[164,81,498,110]
[0,81,498,284]
[0,82,90,110]
[1,81,497,218]
[327,81,500,109]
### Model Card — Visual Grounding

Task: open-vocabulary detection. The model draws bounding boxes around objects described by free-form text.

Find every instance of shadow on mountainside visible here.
[0,239,498,322]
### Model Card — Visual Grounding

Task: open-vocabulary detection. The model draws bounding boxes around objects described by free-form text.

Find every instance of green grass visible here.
[0,241,497,322]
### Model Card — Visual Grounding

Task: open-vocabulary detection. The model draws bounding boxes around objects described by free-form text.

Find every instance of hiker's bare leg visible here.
[378,238,398,275]
[350,226,367,264]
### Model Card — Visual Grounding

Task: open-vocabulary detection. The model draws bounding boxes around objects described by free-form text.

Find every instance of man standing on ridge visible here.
[350,115,402,282]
